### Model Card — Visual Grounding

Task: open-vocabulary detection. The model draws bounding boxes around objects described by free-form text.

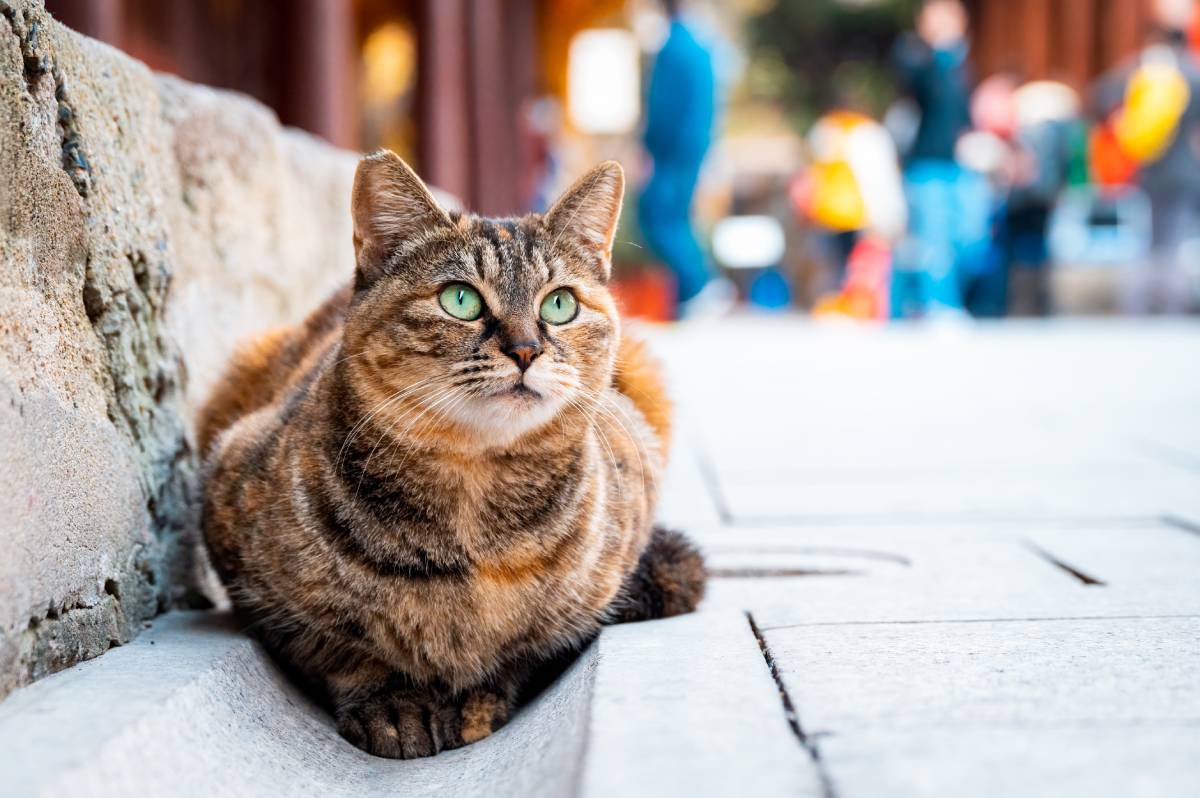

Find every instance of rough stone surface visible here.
[0,0,355,698]
[0,610,813,798]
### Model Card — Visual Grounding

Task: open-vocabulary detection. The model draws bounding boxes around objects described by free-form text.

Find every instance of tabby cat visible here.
[199,151,705,759]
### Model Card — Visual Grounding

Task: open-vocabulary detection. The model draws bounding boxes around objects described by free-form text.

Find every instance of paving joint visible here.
[758,614,1200,632]
[1162,514,1200,538]
[689,432,734,525]
[746,612,838,798]
[1024,542,1107,586]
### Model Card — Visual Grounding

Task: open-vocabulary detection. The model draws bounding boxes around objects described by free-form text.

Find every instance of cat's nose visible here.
[502,339,542,372]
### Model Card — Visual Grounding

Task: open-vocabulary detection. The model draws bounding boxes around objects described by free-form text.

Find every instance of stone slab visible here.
[764,616,1200,731]
[581,611,822,797]
[819,726,1200,798]
[692,521,1200,628]
[655,424,724,526]
[717,466,1200,524]
[0,610,816,798]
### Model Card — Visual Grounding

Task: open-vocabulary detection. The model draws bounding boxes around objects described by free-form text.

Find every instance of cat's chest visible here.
[427,450,587,543]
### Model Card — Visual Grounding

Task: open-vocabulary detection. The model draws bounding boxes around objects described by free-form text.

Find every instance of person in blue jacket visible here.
[639,0,718,314]
[890,0,981,318]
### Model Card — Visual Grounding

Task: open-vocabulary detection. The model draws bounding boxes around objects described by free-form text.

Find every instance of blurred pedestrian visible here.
[1095,0,1200,314]
[796,110,906,321]
[638,0,727,317]
[1003,80,1082,316]
[890,0,980,319]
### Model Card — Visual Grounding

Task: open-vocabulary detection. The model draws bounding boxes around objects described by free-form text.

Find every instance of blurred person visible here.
[1095,0,1200,313]
[890,0,978,319]
[795,110,907,321]
[1007,81,1084,316]
[973,78,1083,316]
[956,72,1018,317]
[638,0,728,317]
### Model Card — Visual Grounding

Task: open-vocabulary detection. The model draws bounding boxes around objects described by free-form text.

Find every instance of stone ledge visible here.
[1,0,357,696]
[0,610,817,797]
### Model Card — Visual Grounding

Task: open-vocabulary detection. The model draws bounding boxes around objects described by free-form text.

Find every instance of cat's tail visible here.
[613,331,672,454]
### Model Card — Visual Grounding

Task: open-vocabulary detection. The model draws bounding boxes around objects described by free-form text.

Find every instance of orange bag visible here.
[1090,123,1139,186]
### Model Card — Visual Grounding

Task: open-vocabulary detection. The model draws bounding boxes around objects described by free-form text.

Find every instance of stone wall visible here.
[0,0,357,699]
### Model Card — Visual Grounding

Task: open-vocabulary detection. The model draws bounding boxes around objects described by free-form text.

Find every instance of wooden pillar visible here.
[416,0,540,214]
[1058,0,1096,89]
[467,0,538,216]
[165,0,206,85]
[288,0,358,149]
[1020,0,1052,79]
[507,0,540,211]
[468,0,514,216]
[1106,0,1149,66]
[971,0,1013,77]
[44,0,122,45]
[417,0,473,204]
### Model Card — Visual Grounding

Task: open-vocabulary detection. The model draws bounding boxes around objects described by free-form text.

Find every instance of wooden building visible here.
[968,0,1160,90]
[45,0,1172,213]
[44,0,625,216]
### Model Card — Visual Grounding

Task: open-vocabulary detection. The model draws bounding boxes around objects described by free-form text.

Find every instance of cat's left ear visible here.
[351,149,452,290]
[545,161,624,280]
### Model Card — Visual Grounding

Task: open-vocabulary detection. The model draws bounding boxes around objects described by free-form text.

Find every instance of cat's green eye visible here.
[439,283,484,321]
[540,288,579,325]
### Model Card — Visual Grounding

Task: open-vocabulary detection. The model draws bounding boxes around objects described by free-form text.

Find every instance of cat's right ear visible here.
[351,150,452,290]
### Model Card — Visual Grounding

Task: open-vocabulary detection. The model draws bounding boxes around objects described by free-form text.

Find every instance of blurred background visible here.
[46,0,1200,321]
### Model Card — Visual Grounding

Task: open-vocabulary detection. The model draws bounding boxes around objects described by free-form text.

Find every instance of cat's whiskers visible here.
[386,381,475,472]
[594,390,654,504]
[333,375,440,474]
[353,383,459,498]
[571,386,652,511]
[331,347,374,368]
[545,382,623,501]
[386,386,474,475]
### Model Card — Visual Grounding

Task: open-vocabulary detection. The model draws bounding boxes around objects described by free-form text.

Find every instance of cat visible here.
[199,151,706,759]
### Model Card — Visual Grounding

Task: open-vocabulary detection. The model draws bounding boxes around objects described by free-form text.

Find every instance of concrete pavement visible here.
[1,318,1197,796]
[656,318,1200,797]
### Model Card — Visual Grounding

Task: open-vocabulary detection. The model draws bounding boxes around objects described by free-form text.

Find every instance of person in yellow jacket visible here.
[1095,0,1200,313]
[793,110,907,318]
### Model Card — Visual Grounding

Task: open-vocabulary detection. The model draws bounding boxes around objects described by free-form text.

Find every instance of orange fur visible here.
[614,333,672,455]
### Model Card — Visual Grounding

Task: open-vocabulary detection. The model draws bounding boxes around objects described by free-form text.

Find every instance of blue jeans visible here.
[892,160,995,317]
[639,161,711,304]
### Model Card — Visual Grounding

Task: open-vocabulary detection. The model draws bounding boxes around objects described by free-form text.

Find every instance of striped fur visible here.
[200,152,704,759]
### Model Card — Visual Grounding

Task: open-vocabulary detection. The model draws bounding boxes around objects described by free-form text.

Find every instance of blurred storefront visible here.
[45,0,630,217]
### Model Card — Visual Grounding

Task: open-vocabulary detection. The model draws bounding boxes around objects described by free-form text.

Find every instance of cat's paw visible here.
[336,688,457,759]
[457,690,510,745]
[336,687,510,759]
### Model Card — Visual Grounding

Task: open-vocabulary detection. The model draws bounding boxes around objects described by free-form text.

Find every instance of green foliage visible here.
[742,0,923,130]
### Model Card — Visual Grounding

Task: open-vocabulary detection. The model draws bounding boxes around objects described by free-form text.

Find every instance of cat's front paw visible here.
[336,687,510,759]
[336,688,456,759]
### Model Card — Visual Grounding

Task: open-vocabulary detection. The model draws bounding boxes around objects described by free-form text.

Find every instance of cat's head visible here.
[343,150,624,449]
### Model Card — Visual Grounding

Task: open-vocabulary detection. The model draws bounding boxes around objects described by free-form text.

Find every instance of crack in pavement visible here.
[746,611,838,798]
